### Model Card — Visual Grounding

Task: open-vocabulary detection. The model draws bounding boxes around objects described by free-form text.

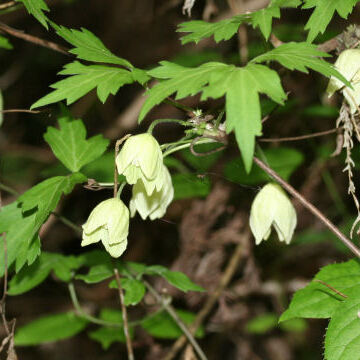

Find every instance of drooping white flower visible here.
[327,49,360,114]
[116,133,165,195]
[130,166,174,220]
[249,183,297,245]
[82,198,129,258]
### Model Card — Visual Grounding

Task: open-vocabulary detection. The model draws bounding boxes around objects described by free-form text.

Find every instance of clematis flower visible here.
[249,183,297,245]
[327,49,360,114]
[130,166,174,220]
[82,198,129,258]
[116,133,165,195]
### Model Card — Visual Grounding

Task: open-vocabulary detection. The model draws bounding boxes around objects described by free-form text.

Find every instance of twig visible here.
[143,279,208,360]
[164,233,247,360]
[114,268,135,360]
[315,279,348,299]
[68,282,122,327]
[0,21,69,55]
[259,128,339,142]
[253,156,360,259]
[0,109,42,114]
[0,1,16,10]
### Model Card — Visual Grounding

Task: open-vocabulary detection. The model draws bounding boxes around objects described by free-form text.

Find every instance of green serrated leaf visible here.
[19,173,86,225]
[15,312,88,346]
[15,0,49,28]
[31,61,143,108]
[251,5,281,40]
[1,174,86,275]
[53,25,133,68]
[8,253,54,295]
[8,252,83,295]
[177,15,247,45]
[44,116,109,172]
[140,61,286,172]
[324,284,360,360]
[280,260,360,322]
[251,42,350,87]
[303,0,359,43]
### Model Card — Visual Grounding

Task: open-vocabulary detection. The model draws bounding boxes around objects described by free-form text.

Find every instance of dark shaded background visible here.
[1,0,359,359]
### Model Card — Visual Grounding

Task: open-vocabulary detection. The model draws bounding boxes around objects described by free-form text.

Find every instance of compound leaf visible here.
[303,0,359,43]
[15,0,49,28]
[252,42,350,86]
[54,25,133,68]
[31,61,148,108]
[140,61,286,172]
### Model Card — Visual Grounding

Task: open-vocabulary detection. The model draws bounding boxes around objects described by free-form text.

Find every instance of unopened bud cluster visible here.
[82,133,173,258]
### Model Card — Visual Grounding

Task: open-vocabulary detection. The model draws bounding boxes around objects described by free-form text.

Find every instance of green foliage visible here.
[87,308,132,349]
[280,260,360,321]
[251,42,350,86]
[178,16,247,45]
[88,327,127,349]
[144,265,205,292]
[141,309,204,339]
[178,0,301,44]
[15,0,49,28]
[224,147,304,185]
[303,0,360,42]
[140,61,286,172]
[32,61,148,108]
[0,173,85,276]
[109,278,146,306]
[324,285,360,360]
[14,312,88,345]
[8,252,82,295]
[44,116,109,172]
[54,25,134,68]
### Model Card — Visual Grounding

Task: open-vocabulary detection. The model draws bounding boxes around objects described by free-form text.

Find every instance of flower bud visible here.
[82,198,129,258]
[249,183,297,245]
[116,134,165,195]
[327,49,360,114]
[130,166,174,220]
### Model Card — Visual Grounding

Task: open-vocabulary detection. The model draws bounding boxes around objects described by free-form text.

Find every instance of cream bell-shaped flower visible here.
[249,183,297,245]
[130,166,174,220]
[327,49,360,114]
[82,198,129,258]
[116,133,164,195]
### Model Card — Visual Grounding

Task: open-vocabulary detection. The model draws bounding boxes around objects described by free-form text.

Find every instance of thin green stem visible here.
[53,212,82,234]
[68,282,121,327]
[163,98,196,113]
[0,182,18,196]
[163,138,215,158]
[147,118,190,134]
